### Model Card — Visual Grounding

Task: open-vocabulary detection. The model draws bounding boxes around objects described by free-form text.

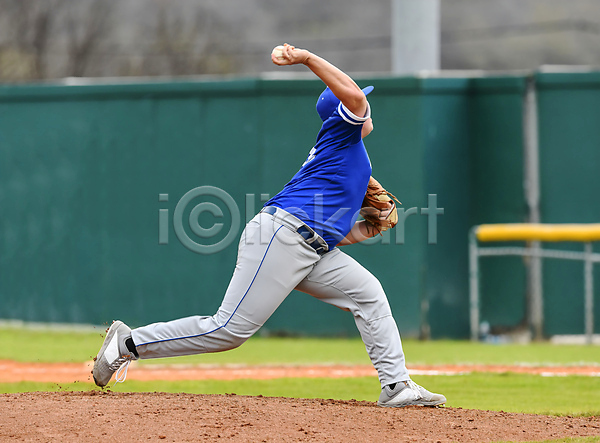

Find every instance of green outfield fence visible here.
[1,71,599,339]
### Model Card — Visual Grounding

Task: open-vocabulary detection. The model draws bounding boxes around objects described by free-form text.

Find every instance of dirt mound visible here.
[0,391,598,442]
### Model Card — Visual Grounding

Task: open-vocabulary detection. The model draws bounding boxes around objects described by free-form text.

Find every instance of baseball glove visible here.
[360,176,401,234]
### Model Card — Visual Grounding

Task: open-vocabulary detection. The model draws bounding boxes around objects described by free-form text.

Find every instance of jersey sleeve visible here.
[315,101,371,148]
[337,101,371,125]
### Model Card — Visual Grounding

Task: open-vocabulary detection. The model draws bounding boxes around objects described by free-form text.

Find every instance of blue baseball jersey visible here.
[266,101,372,249]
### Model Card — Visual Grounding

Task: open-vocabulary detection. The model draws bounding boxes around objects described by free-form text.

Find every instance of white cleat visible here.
[378,380,446,408]
[92,320,137,387]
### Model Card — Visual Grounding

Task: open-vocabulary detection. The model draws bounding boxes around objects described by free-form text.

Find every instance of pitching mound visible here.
[1,392,599,442]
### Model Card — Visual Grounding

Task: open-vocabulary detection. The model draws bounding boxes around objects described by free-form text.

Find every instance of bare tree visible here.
[155,4,196,74]
[0,0,114,80]
[0,0,61,80]
[152,1,239,76]
[63,0,112,77]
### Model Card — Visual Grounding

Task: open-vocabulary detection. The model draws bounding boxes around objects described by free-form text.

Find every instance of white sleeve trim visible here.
[337,101,371,125]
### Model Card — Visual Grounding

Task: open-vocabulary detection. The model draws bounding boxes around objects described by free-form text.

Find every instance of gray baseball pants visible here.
[131,208,410,387]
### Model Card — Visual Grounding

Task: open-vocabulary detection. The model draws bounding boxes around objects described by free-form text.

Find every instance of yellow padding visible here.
[476,224,600,242]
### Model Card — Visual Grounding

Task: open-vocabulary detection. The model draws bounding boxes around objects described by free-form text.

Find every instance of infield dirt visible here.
[1,391,599,442]
[1,362,599,441]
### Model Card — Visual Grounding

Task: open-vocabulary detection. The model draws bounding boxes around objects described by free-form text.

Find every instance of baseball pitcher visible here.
[93,44,446,408]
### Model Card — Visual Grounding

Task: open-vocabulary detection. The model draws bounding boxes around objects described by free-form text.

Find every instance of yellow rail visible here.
[475,223,600,243]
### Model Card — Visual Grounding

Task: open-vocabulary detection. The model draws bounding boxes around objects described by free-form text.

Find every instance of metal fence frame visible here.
[469,226,600,344]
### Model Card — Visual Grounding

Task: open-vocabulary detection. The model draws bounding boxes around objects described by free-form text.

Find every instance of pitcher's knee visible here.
[357,271,384,293]
[213,313,260,351]
[351,277,393,319]
[222,329,251,350]
[199,326,252,352]
[359,276,387,302]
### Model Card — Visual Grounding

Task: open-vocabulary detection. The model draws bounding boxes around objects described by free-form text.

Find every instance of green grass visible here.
[402,340,600,367]
[2,327,600,366]
[0,327,109,363]
[432,373,600,416]
[2,326,600,418]
[2,373,599,417]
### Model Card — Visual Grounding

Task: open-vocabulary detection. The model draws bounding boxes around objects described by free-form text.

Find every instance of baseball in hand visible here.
[271,45,285,60]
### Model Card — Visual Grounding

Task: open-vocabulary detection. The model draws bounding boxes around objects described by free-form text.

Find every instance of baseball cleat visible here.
[377,380,446,408]
[93,320,138,387]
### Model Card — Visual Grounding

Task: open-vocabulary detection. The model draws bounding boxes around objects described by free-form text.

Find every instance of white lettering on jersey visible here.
[302,147,317,167]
